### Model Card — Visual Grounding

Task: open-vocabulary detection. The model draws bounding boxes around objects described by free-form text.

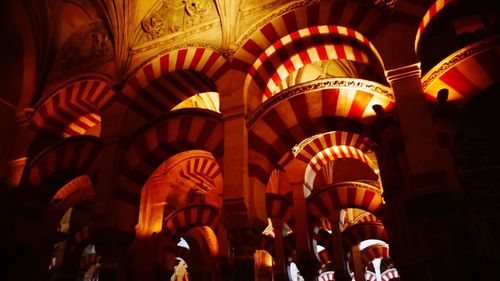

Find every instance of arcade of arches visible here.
[1,0,499,280]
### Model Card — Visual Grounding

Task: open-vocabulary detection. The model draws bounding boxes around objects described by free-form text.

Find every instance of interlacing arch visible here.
[26,136,102,187]
[116,110,223,207]
[29,78,113,138]
[121,47,229,119]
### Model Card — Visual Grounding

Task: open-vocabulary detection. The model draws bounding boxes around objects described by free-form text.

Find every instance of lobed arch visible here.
[29,77,113,139]
[25,136,102,188]
[120,47,229,121]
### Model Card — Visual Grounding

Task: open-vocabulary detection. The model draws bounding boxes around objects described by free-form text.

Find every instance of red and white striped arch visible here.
[234,0,401,73]
[116,111,224,207]
[342,221,388,251]
[248,80,392,192]
[381,268,400,281]
[421,36,500,105]
[305,145,375,190]
[244,26,380,100]
[163,204,219,242]
[415,0,456,51]
[27,136,102,187]
[365,270,377,281]
[179,157,222,194]
[318,271,335,281]
[30,79,113,138]
[122,48,228,119]
[353,212,381,225]
[307,181,384,223]
[294,131,374,164]
[360,244,390,269]
[50,175,95,204]
[266,193,295,228]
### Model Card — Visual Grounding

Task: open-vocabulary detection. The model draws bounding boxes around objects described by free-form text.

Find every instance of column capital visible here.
[385,63,422,85]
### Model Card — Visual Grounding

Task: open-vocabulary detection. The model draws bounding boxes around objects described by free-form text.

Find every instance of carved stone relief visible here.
[58,21,111,68]
[139,0,217,44]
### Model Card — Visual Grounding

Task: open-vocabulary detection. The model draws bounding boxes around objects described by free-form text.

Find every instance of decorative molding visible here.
[247,78,393,128]
[421,35,500,90]
[385,63,421,84]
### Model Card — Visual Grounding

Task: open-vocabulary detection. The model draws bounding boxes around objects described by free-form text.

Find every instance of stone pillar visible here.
[271,219,291,281]
[218,71,267,280]
[216,226,233,281]
[94,229,134,281]
[329,212,350,281]
[376,63,466,281]
[228,228,258,281]
[351,245,365,281]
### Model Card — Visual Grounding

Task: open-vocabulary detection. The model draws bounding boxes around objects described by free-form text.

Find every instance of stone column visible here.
[328,212,350,281]
[271,219,291,281]
[228,228,258,281]
[94,229,134,281]
[218,70,267,280]
[351,245,365,281]
[290,180,319,281]
[376,63,466,281]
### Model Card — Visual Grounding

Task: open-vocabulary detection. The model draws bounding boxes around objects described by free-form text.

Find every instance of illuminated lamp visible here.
[372,104,385,116]
[437,88,449,105]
